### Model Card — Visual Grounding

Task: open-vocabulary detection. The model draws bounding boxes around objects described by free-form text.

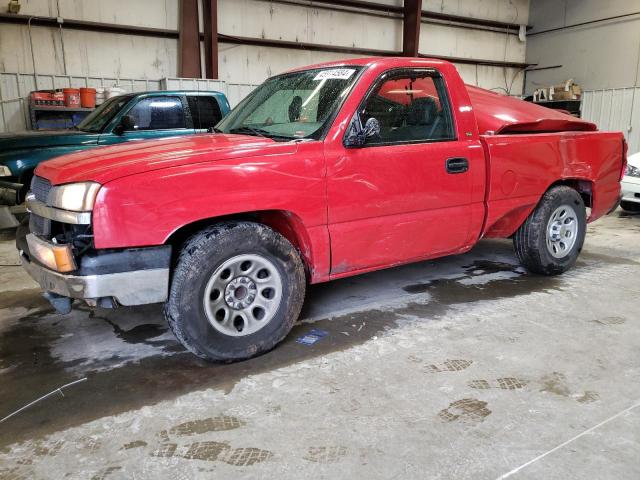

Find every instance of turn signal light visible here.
[26,234,77,273]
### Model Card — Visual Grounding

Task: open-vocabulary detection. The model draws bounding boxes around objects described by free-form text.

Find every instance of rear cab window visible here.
[187,96,223,130]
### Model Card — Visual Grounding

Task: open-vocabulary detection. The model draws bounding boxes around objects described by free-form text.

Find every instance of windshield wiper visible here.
[229,126,271,137]
[229,126,295,141]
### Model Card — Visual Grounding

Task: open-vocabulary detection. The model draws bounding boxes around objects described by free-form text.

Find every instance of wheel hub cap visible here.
[546,205,579,258]
[202,254,283,337]
[224,276,257,309]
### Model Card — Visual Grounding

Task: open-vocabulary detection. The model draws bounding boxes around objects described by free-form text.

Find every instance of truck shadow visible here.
[0,238,635,448]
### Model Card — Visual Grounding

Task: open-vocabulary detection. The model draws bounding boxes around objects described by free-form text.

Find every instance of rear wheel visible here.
[513,186,586,275]
[620,200,640,213]
[165,222,306,362]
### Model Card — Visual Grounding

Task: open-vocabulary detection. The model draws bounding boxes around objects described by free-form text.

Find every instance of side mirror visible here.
[114,115,135,135]
[344,115,381,147]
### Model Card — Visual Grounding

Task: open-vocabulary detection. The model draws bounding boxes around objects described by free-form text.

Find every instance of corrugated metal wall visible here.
[581,88,640,154]
[0,73,256,133]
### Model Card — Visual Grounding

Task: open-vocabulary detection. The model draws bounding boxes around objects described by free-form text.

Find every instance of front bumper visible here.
[17,225,171,307]
[621,177,640,204]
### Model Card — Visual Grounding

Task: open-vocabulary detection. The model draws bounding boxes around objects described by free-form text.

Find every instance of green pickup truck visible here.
[0,90,230,208]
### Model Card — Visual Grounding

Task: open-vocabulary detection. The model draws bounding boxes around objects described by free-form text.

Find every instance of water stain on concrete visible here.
[90,465,122,480]
[181,441,229,461]
[403,260,563,304]
[304,446,348,464]
[0,289,48,311]
[150,442,177,458]
[438,398,492,423]
[0,253,599,449]
[122,440,147,450]
[539,372,571,397]
[167,441,273,466]
[169,416,245,436]
[97,314,169,345]
[576,391,600,404]
[424,359,473,373]
[221,447,273,466]
[469,378,527,390]
[594,316,626,326]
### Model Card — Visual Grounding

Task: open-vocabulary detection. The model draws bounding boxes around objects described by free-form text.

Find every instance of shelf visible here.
[532,100,581,104]
[30,105,95,112]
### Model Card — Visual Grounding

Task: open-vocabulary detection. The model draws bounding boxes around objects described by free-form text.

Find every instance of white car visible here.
[621,151,640,212]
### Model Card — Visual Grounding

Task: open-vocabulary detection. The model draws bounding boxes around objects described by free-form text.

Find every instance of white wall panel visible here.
[419,23,525,63]
[424,0,528,24]
[581,88,640,154]
[16,0,179,29]
[0,0,530,129]
[526,0,640,93]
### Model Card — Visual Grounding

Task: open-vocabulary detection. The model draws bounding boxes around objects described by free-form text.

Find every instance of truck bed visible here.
[480,130,624,238]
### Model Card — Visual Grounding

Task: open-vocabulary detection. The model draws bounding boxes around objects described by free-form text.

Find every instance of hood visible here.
[628,151,640,168]
[36,134,299,185]
[0,130,99,151]
[466,85,597,135]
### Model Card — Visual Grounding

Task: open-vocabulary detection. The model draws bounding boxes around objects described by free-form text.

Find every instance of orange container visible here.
[63,88,81,107]
[79,87,96,108]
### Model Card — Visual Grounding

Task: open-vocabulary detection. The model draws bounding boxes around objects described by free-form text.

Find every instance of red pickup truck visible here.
[18,58,625,362]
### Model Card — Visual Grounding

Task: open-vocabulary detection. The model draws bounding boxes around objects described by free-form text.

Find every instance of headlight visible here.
[0,166,11,177]
[625,164,640,178]
[48,182,101,211]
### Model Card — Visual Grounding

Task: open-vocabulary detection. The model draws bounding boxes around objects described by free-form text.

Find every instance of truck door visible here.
[99,95,194,145]
[326,68,483,275]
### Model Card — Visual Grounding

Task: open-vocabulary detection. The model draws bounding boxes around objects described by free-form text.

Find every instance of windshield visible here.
[77,94,134,133]
[216,66,362,140]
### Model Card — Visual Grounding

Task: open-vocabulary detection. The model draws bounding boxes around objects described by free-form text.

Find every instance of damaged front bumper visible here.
[16,223,171,311]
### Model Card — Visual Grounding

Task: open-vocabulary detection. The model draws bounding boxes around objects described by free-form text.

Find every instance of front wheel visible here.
[513,186,586,275]
[165,222,306,362]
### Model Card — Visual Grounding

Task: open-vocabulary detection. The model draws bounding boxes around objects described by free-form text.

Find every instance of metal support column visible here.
[202,0,219,79]
[179,0,201,78]
[402,0,423,57]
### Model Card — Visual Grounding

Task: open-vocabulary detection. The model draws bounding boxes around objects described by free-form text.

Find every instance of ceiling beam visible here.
[402,0,422,57]
[0,13,534,72]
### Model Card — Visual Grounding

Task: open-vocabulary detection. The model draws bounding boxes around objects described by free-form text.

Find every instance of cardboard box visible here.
[550,80,582,100]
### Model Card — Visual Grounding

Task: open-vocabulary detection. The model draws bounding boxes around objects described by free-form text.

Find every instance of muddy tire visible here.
[513,186,586,275]
[165,222,306,362]
[620,200,640,213]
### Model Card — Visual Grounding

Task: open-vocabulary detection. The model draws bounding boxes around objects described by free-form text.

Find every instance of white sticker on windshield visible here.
[313,69,355,81]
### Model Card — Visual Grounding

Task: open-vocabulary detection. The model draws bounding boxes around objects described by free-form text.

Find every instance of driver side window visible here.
[360,72,455,145]
[126,96,186,131]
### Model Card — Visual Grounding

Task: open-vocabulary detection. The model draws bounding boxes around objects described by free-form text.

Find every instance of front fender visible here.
[91,143,327,250]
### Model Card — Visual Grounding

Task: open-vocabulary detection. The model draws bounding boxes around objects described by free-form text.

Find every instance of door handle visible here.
[445,157,469,174]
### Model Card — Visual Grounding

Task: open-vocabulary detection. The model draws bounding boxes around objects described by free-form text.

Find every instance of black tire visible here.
[620,200,640,213]
[513,186,586,275]
[164,222,306,362]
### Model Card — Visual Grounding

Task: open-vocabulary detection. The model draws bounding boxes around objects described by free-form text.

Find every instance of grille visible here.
[31,175,52,204]
[30,213,50,237]
[29,176,52,237]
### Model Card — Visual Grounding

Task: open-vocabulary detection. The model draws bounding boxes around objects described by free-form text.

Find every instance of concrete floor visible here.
[0,211,639,479]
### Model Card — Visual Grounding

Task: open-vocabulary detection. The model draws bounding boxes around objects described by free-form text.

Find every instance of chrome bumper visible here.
[20,251,170,306]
